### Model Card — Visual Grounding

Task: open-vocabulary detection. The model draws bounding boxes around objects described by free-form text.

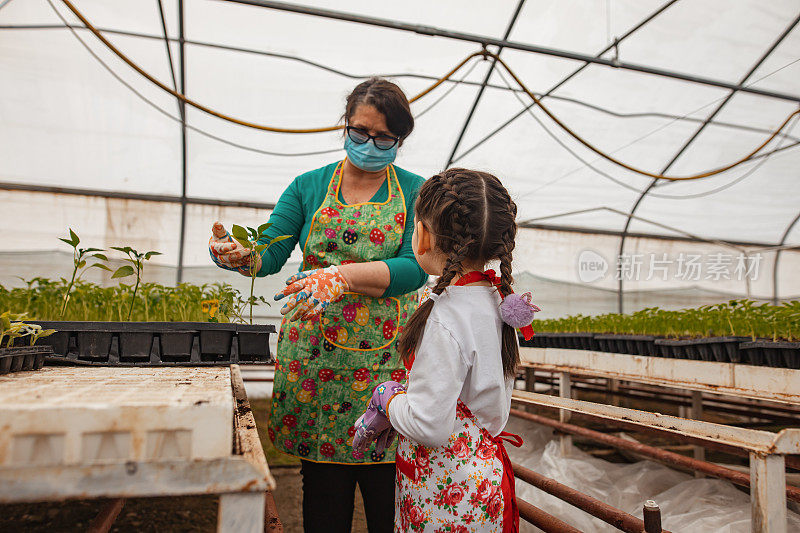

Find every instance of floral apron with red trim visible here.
[268,161,417,464]
[395,400,521,532]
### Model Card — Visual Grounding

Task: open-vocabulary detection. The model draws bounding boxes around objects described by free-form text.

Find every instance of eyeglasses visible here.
[346,126,399,150]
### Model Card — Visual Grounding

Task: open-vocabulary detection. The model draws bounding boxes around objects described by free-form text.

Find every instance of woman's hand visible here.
[274,265,349,321]
[208,221,262,275]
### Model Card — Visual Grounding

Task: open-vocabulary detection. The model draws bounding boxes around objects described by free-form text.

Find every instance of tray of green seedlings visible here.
[523,300,800,368]
[0,313,56,374]
[0,229,288,367]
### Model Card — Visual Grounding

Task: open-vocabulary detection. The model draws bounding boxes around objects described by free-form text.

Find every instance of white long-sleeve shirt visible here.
[387,285,514,447]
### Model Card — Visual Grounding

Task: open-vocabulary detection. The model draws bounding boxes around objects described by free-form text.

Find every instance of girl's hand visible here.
[274,265,349,321]
[352,381,406,454]
[208,221,261,275]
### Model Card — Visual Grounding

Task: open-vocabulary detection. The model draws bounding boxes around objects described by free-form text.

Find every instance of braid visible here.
[397,168,520,374]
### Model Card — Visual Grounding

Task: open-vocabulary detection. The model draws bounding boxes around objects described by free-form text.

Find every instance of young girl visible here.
[353,168,539,532]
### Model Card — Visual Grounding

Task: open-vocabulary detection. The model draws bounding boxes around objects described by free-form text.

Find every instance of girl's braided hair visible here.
[397,168,519,378]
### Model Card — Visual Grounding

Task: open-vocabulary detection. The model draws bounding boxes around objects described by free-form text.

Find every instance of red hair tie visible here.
[454,270,540,340]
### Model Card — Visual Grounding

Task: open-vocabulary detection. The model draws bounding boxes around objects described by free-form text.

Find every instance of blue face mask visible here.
[344,136,397,172]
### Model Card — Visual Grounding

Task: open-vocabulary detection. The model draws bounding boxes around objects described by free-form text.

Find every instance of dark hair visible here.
[343,77,414,141]
[397,168,519,378]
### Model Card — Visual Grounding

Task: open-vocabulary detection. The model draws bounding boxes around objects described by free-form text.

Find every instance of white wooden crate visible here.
[0,367,233,467]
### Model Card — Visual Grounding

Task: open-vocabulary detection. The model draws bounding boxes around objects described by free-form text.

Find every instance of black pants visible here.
[300,459,395,533]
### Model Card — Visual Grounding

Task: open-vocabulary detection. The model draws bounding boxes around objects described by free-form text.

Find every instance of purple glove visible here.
[352,381,406,454]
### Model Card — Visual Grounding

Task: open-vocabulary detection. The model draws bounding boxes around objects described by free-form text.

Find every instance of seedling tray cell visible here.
[0,346,51,375]
[28,321,275,366]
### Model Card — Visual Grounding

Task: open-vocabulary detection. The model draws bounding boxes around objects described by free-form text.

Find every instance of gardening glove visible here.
[208,222,260,275]
[274,265,348,322]
[352,381,406,454]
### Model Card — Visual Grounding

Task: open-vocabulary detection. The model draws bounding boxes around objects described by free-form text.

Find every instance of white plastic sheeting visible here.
[505,416,800,532]
[1,0,799,309]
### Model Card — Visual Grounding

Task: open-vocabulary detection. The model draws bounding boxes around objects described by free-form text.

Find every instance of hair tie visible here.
[427,292,441,303]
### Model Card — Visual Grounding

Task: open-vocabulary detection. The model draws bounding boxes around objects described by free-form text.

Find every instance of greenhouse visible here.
[1,0,799,531]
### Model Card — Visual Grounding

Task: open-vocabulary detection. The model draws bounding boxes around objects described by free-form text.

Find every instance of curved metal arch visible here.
[772,211,800,304]
[616,13,800,313]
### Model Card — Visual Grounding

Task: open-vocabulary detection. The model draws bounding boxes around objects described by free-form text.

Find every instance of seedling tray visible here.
[740,341,800,369]
[0,345,51,375]
[28,321,275,366]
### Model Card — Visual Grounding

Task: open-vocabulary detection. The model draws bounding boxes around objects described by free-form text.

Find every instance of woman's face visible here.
[348,104,395,141]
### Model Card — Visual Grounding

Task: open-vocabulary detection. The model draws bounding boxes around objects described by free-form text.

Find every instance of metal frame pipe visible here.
[512,461,670,532]
[517,497,581,533]
[509,408,800,503]
[218,0,800,103]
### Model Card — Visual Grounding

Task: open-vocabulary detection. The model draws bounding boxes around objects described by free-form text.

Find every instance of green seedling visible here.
[0,312,54,347]
[109,246,162,320]
[230,223,290,324]
[59,228,111,317]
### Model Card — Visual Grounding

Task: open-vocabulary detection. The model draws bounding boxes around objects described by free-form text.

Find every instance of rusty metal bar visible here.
[87,498,126,533]
[512,462,670,533]
[643,500,662,533]
[509,408,800,503]
[517,497,581,533]
[264,491,283,532]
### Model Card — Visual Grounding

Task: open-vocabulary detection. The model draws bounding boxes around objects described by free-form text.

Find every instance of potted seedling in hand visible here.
[228,224,290,361]
[230,223,291,325]
[59,229,111,317]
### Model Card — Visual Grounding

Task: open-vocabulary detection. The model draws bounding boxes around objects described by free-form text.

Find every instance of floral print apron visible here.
[268,161,417,464]
[395,397,521,532]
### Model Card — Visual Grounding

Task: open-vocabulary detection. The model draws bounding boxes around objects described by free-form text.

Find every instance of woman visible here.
[209,78,427,532]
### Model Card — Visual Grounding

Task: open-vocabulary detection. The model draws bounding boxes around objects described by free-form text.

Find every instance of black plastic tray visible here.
[740,341,800,369]
[28,321,275,366]
[0,345,51,374]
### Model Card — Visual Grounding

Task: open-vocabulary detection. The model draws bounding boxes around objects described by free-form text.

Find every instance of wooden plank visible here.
[520,348,800,404]
[218,492,264,533]
[229,365,276,491]
[0,457,266,503]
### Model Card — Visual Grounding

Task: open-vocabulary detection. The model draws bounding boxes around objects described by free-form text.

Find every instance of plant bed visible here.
[28,321,274,366]
[0,345,51,374]
[740,341,800,369]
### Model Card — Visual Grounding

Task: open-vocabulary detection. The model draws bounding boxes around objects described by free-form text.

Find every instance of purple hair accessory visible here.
[499,292,540,329]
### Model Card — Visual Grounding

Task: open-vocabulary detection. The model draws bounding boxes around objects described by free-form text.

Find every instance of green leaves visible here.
[112,265,135,279]
[270,235,291,245]
[532,299,800,341]
[257,222,272,237]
